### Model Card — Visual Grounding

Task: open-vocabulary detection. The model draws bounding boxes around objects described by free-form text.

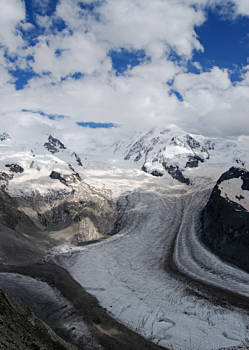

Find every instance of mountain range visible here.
[0,121,248,350]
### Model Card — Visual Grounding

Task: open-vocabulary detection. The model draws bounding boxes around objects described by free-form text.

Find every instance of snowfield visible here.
[218,177,249,212]
[52,174,249,350]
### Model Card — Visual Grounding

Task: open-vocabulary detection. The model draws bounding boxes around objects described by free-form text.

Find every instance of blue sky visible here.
[193,9,249,82]
[0,0,249,136]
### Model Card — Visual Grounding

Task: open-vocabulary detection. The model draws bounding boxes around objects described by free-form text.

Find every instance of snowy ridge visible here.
[0,131,84,196]
[114,126,249,184]
[0,117,249,196]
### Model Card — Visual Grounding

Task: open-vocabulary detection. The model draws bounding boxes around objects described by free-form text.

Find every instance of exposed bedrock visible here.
[5,163,24,173]
[0,184,117,264]
[201,167,249,273]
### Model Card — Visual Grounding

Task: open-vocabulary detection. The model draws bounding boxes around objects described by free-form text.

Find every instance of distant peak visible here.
[0,132,10,142]
[44,135,66,154]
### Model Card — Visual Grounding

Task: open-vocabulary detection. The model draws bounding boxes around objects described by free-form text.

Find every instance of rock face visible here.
[0,172,13,182]
[185,155,204,168]
[162,163,190,185]
[44,135,66,154]
[72,152,83,167]
[0,182,117,264]
[201,167,249,273]
[50,171,81,186]
[0,132,10,141]
[5,163,24,173]
[0,287,76,350]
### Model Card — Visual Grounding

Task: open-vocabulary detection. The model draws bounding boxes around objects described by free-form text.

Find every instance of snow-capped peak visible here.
[114,127,249,184]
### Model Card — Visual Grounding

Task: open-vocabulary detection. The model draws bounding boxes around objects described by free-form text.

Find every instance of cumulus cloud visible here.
[31,32,111,80]
[235,0,249,15]
[0,0,248,140]
[0,0,25,52]
[173,67,249,136]
[87,0,205,59]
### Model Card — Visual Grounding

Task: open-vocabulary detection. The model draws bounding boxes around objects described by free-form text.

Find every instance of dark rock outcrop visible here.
[72,152,83,166]
[143,161,191,184]
[150,169,164,177]
[185,155,204,168]
[0,132,10,141]
[44,135,66,154]
[141,165,164,177]
[162,163,190,185]
[50,171,80,186]
[5,163,24,173]
[186,134,200,149]
[0,172,14,182]
[201,167,249,273]
[68,164,82,181]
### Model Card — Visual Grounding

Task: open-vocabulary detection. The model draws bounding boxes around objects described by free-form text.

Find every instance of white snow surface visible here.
[52,177,249,350]
[219,178,249,212]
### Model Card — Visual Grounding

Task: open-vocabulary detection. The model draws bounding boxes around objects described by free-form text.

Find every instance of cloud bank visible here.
[0,0,248,139]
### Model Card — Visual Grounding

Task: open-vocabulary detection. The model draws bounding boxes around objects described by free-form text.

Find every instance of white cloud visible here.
[55,0,86,31]
[235,0,249,15]
[85,0,205,59]
[0,0,248,140]
[0,0,25,52]
[31,32,111,79]
[173,67,249,136]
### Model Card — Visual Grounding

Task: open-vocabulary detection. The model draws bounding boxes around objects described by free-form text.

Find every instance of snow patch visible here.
[219,177,249,211]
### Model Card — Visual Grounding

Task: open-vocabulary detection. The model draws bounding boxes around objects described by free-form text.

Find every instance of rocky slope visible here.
[201,167,249,273]
[0,287,76,350]
[0,133,117,264]
[0,184,117,265]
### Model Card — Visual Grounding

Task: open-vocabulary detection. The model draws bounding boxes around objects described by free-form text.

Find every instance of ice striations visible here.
[54,176,249,350]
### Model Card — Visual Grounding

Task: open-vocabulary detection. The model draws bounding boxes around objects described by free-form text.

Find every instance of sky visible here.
[0,0,249,140]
